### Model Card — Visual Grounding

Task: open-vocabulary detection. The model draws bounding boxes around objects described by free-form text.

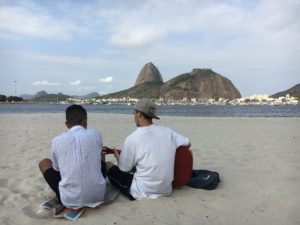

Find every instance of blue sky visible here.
[0,0,299,97]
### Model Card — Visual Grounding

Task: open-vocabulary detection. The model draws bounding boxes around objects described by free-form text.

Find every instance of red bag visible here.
[172,146,193,188]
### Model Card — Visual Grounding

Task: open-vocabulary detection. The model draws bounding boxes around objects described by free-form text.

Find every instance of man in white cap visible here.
[106,99,190,200]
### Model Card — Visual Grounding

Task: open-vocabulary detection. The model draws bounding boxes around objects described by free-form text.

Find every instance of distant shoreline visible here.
[1,103,299,117]
[0,99,299,106]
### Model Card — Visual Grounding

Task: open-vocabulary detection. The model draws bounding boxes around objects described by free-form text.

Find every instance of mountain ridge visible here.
[160,69,241,100]
[20,91,100,101]
[101,64,241,100]
[271,84,300,99]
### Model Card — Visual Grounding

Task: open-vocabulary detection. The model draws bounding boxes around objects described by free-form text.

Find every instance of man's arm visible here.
[51,139,59,171]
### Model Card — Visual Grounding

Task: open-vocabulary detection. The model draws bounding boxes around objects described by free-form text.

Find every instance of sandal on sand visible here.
[39,197,59,210]
[52,204,85,220]
[63,207,85,221]
[37,197,60,217]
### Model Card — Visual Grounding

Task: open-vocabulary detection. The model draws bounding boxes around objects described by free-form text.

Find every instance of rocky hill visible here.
[271,84,300,99]
[34,90,48,98]
[135,62,163,85]
[160,69,241,100]
[101,62,164,99]
[31,92,71,102]
[21,90,48,100]
[21,91,100,101]
[101,63,241,100]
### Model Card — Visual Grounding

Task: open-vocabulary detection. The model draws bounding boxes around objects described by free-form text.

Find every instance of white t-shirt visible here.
[52,125,106,208]
[118,124,189,200]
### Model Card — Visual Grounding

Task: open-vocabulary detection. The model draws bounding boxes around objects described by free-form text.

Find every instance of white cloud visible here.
[32,81,61,86]
[109,25,166,47]
[99,77,113,83]
[0,5,85,40]
[14,51,107,65]
[70,80,81,86]
[99,0,300,50]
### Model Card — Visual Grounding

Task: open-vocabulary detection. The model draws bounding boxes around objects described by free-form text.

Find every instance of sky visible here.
[0,0,299,97]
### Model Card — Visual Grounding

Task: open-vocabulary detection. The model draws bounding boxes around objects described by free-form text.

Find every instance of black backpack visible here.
[186,170,220,190]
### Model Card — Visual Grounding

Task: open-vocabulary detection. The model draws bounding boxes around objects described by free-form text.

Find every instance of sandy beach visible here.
[0,113,299,225]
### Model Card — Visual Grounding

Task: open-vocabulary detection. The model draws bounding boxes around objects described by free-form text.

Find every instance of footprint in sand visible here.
[22,205,45,219]
[0,196,8,210]
[0,178,8,187]
[0,179,20,194]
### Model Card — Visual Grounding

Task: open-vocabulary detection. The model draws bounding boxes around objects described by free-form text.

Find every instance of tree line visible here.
[0,95,24,102]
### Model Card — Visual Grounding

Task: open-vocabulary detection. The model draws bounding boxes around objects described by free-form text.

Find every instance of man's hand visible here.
[102,146,121,161]
[113,148,120,161]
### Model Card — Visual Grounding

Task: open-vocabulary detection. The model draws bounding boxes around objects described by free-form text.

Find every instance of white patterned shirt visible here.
[52,125,106,208]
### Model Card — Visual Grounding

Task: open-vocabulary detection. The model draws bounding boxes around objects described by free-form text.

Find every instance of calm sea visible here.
[0,103,299,117]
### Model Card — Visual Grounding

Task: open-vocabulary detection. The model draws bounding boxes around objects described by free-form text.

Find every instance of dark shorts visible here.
[43,168,62,202]
[107,166,135,200]
[43,162,107,203]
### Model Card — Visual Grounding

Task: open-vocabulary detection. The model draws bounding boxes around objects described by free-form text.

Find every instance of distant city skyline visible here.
[1,0,299,97]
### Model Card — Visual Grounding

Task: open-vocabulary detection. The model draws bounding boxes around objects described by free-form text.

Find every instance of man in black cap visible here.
[106,99,190,200]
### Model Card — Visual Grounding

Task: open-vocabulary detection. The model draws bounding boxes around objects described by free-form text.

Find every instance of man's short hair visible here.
[135,110,153,120]
[66,104,87,125]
